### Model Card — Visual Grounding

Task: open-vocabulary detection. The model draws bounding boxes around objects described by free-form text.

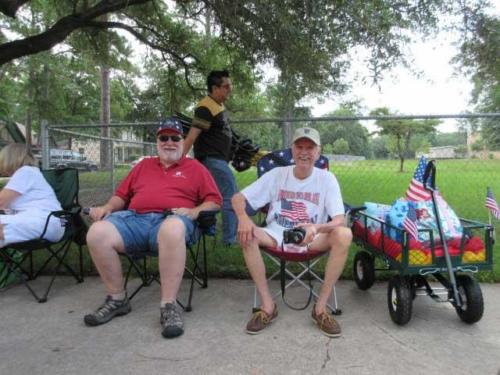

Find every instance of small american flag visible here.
[485,187,500,219]
[403,204,419,240]
[280,199,310,223]
[406,156,433,201]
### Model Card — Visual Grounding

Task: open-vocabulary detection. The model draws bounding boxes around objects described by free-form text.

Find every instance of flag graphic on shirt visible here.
[403,204,419,240]
[485,187,500,219]
[280,199,309,223]
[406,156,433,201]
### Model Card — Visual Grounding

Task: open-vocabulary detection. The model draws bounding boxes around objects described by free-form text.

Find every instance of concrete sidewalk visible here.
[1,277,499,375]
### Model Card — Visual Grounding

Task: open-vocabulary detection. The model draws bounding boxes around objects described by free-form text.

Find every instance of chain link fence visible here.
[42,115,500,221]
[42,114,500,278]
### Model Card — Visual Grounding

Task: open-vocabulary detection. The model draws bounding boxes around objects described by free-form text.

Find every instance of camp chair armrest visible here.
[196,210,219,229]
[38,209,76,239]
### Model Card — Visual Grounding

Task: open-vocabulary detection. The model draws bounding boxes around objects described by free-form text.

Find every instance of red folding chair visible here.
[253,148,341,314]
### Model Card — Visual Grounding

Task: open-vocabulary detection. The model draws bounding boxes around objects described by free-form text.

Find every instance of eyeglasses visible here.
[158,135,182,142]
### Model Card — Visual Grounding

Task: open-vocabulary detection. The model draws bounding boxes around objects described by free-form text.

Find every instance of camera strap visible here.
[279,240,314,311]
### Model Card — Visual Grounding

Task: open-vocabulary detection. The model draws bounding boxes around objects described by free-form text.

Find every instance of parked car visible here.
[49,149,98,172]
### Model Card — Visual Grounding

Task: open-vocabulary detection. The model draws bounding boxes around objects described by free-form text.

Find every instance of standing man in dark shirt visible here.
[183,70,237,245]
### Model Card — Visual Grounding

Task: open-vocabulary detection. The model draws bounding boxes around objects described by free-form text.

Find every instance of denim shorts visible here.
[105,210,199,258]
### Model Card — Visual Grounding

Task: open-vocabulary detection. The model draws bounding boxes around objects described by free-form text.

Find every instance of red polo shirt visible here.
[115,156,222,213]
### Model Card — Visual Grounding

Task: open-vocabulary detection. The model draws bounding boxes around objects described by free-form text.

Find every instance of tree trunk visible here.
[26,68,33,148]
[282,109,293,148]
[100,65,111,169]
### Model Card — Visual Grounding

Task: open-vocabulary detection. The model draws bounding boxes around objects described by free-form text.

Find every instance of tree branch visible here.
[0,0,30,18]
[86,18,204,92]
[0,0,152,65]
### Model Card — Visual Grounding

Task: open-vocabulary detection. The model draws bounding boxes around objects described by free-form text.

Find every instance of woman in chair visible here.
[0,143,64,247]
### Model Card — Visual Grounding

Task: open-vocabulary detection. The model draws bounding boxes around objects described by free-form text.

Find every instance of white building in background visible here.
[70,129,155,166]
[417,146,457,159]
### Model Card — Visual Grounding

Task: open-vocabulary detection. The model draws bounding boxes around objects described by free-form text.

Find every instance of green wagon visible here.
[350,161,495,325]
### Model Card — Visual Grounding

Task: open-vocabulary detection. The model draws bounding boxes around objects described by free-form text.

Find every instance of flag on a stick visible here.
[406,156,433,201]
[485,187,500,219]
[403,204,419,240]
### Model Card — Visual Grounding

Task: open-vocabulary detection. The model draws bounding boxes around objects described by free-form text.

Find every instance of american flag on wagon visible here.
[280,199,310,223]
[485,187,500,219]
[406,156,434,201]
[403,204,419,240]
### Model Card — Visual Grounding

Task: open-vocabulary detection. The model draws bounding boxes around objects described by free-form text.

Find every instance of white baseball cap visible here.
[292,127,321,146]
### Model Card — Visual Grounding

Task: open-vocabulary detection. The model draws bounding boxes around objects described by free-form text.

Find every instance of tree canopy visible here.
[371,107,439,171]
[454,11,500,150]
[0,0,496,152]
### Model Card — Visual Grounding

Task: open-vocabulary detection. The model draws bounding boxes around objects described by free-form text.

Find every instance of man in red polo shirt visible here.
[83,117,221,339]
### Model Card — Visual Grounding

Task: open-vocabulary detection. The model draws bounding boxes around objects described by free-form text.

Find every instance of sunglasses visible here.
[158,135,182,142]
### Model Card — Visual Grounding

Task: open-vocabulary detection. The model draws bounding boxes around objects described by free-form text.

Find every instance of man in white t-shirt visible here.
[232,127,352,337]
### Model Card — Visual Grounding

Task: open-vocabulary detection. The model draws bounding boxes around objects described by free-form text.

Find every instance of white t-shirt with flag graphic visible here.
[242,166,344,250]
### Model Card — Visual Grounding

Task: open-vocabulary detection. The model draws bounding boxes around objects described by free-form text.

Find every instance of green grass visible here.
[232,159,500,282]
[5,159,500,282]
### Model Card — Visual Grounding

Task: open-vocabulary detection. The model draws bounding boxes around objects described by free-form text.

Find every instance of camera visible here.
[283,227,306,244]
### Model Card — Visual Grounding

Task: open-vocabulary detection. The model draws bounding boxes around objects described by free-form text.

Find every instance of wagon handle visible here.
[423,160,436,191]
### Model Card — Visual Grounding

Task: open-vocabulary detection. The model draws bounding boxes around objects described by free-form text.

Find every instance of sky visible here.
[125,4,499,134]
[304,32,473,133]
[305,4,500,133]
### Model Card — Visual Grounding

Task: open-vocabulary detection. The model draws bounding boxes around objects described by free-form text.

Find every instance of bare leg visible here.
[86,221,126,295]
[310,226,352,314]
[157,217,186,303]
[240,228,277,314]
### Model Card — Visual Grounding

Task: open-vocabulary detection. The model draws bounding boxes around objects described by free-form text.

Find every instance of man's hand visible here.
[237,216,256,247]
[296,223,317,245]
[89,206,112,221]
[172,207,199,220]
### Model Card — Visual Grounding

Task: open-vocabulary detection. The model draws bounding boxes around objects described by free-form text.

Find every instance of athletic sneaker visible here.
[246,304,278,334]
[84,295,131,326]
[311,305,341,338]
[160,303,184,338]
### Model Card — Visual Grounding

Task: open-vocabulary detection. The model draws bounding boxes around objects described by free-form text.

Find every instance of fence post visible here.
[41,120,49,169]
[110,139,115,193]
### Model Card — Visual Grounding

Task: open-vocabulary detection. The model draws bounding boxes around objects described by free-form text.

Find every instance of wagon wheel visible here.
[387,275,413,325]
[353,251,375,290]
[455,274,484,324]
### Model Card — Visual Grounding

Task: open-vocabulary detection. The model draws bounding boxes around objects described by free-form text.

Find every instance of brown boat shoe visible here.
[246,304,278,334]
[311,304,341,338]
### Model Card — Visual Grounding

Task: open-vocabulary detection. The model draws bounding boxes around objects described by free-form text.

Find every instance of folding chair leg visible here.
[1,243,78,303]
[122,233,211,312]
[124,256,155,301]
[202,235,208,288]
[253,253,342,314]
[2,255,49,302]
[79,244,84,281]
[32,239,83,284]
[330,286,341,315]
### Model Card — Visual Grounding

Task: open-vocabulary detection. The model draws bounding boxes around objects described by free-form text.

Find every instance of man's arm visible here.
[0,188,20,209]
[183,127,202,156]
[232,192,256,246]
[172,200,220,220]
[89,196,126,221]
